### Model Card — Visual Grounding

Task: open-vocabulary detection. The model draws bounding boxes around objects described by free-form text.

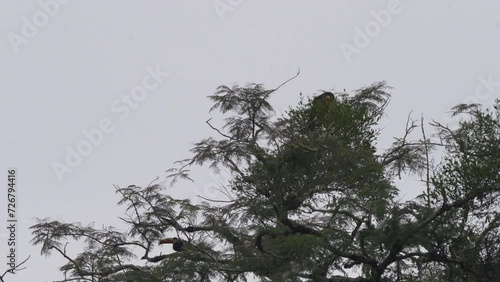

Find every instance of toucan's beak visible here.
[159,238,175,244]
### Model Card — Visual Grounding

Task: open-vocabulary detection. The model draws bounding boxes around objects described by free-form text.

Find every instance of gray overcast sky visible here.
[1,1,499,281]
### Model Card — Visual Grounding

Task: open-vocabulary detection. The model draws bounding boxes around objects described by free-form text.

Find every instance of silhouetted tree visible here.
[31,77,500,281]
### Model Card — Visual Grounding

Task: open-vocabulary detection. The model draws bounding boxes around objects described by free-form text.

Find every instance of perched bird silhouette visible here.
[159,237,184,252]
[313,92,334,104]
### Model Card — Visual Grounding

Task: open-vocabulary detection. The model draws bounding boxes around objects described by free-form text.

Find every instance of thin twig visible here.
[263,66,301,100]
[0,255,30,281]
[420,114,431,207]
[206,118,237,141]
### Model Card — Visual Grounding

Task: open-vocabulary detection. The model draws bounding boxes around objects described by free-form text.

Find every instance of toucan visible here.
[159,237,184,252]
[313,92,334,104]
[308,92,335,131]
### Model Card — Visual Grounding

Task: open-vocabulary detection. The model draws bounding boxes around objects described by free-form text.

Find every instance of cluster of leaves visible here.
[29,79,500,282]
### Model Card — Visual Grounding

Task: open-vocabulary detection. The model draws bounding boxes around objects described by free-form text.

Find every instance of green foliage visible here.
[30,80,500,282]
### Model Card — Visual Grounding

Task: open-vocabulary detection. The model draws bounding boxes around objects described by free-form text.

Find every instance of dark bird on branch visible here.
[313,92,335,104]
[308,92,336,131]
[159,237,184,252]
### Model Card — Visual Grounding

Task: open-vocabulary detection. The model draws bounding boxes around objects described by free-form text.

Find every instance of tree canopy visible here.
[30,79,500,282]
